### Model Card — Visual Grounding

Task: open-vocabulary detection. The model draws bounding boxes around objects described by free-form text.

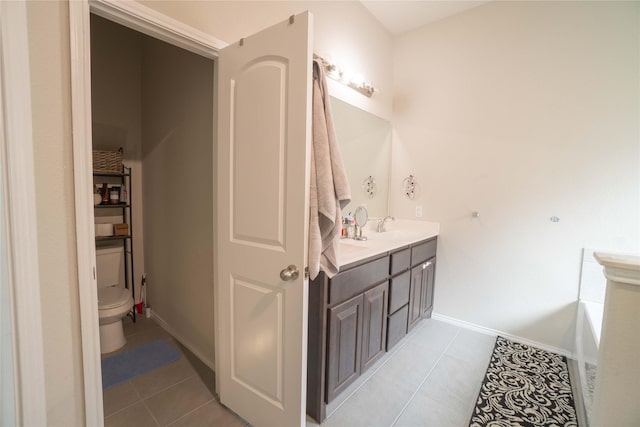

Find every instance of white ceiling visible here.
[360,1,489,35]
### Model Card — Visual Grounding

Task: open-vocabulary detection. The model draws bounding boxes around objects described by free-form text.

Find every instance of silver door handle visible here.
[280,265,299,281]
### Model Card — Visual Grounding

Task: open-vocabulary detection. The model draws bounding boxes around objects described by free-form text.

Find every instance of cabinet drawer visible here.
[410,238,437,266]
[386,304,408,351]
[388,270,410,314]
[390,248,410,276]
[329,256,389,306]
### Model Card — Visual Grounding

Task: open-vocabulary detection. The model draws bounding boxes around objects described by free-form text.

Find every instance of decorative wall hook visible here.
[362,176,376,199]
[402,174,417,200]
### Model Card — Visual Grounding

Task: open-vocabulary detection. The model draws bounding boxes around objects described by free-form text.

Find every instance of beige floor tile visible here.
[419,354,485,410]
[394,394,470,427]
[116,327,174,354]
[105,401,158,427]
[168,400,247,427]
[131,357,197,399]
[144,376,214,426]
[325,340,402,417]
[123,315,162,337]
[445,328,496,365]
[174,341,216,396]
[322,374,414,427]
[375,340,441,392]
[103,381,141,417]
[408,319,460,353]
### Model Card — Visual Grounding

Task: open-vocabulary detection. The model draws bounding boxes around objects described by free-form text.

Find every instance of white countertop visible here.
[338,219,440,267]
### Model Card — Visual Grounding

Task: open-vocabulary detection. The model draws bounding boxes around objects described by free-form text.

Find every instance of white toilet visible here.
[96,246,134,353]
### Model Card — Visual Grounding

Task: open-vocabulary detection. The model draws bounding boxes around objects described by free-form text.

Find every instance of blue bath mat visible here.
[101,340,181,390]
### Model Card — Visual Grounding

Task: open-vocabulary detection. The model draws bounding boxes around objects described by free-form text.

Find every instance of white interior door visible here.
[216,11,313,427]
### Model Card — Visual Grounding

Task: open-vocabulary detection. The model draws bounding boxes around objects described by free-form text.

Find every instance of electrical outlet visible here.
[415,206,423,218]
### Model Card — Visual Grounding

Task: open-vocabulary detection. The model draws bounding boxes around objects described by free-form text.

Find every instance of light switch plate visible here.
[415,206,423,218]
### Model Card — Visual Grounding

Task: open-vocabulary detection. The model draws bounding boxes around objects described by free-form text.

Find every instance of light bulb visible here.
[352,73,364,86]
[341,69,355,84]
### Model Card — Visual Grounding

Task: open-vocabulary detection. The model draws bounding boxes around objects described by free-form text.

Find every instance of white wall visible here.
[141,37,215,366]
[391,1,640,352]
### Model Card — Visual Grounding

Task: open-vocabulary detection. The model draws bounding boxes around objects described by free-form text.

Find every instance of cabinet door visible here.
[361,281,389,373]
[408,265,424,332]
[326,294,364,403]
[420,258,436,318]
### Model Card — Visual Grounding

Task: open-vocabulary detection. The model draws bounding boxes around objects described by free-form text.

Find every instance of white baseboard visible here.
[432,312,574,359]
[150,311,215,371]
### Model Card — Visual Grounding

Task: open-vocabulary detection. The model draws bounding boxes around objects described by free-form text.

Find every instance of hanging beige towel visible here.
[308,59,351,280]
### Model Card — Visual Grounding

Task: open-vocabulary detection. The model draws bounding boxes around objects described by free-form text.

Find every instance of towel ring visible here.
[362,176,376,199]
[402,174,417,200]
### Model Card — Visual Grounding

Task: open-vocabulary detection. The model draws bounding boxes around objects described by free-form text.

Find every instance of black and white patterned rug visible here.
[469,336,578,427]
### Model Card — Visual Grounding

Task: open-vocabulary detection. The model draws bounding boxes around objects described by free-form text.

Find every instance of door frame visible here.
[68,1,225,425]
[0,1,47,425]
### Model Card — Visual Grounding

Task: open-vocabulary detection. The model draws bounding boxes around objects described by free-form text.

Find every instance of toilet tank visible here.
[96,246,125,289]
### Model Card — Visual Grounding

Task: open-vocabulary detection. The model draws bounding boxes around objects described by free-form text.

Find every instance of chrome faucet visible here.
[376,216,395,233]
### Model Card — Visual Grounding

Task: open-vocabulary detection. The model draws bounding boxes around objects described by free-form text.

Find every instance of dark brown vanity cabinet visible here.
[325,279,388,403]
[361,282,389,372]
[408,239,437,332]
[408,264,426,330]
[308,255,390,418]
[326,293,363,403]
[386,249,411,350]
[307,237,437,423]
[420,258,435,318]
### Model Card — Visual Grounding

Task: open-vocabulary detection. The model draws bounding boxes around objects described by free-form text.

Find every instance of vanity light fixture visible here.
[314,54,377,98]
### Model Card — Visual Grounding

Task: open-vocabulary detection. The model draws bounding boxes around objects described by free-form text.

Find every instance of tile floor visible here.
[102,315,247,427]
[307,318,496,427]
[104,315,495,426]
[105,316,574,427]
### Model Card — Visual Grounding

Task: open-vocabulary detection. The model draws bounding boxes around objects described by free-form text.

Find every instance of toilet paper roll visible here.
[95,223,114,237]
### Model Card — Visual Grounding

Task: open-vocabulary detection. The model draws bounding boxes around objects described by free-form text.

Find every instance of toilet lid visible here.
[98,286,132,309]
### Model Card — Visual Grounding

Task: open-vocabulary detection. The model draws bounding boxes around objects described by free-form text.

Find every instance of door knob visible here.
[280,265,299,281]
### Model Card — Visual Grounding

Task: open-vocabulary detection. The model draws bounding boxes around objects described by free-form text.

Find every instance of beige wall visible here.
[391,1,640,352]
[26,1,84,425]
[141,37,215,366]
[140,0,394,119]
[90,15,146,303]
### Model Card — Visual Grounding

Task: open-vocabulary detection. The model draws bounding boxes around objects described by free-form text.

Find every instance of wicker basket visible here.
[92,148,123,173]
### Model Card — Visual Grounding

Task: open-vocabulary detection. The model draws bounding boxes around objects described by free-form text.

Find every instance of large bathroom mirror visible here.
[331,96,391,218]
